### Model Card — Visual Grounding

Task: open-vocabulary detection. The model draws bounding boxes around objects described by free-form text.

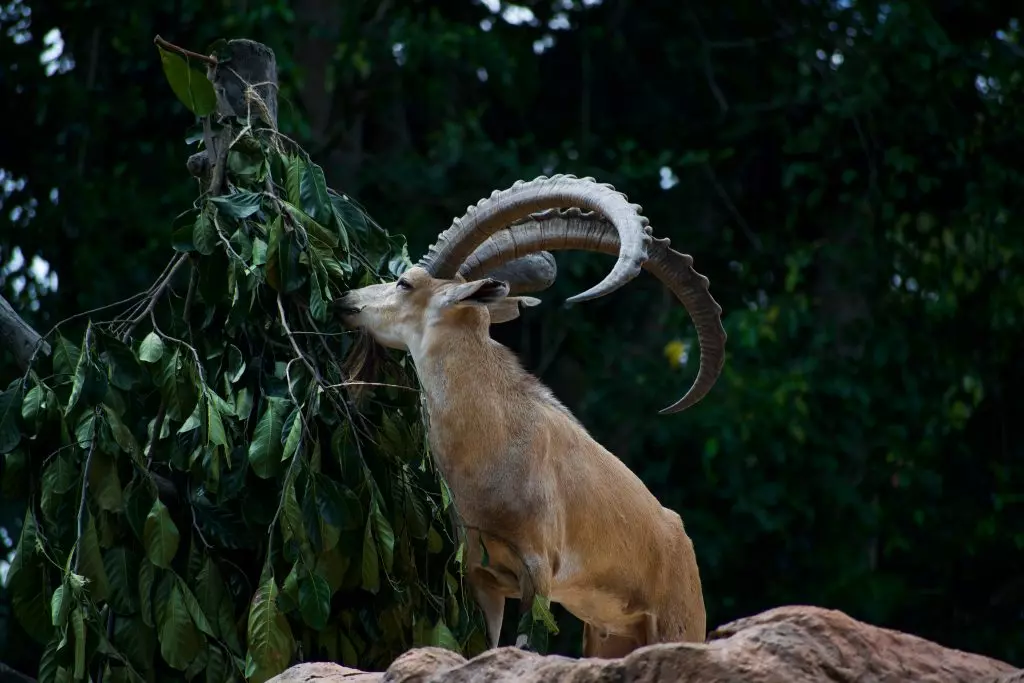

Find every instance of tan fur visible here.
[337,267,706,656]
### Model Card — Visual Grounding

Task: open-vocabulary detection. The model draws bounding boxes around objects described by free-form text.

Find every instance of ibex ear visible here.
[441,278,510,308]
[487,296,541,325]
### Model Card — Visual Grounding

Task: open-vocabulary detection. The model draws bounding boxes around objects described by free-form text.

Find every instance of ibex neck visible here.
[411,326,508,411]
[408,325,526,473]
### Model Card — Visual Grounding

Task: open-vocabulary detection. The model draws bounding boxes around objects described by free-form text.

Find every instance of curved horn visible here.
[417,174,652,304]
[460,208,726,414]
[482,252,558,295]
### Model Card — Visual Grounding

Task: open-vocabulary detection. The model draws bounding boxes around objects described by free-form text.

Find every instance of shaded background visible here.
[2,0,1023,671]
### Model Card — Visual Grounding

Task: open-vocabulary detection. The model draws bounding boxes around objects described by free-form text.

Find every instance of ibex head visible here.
[337,174,728,413]
[336,266,541,352]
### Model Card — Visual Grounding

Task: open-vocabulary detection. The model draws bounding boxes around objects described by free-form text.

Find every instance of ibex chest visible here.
[426,420,554,534]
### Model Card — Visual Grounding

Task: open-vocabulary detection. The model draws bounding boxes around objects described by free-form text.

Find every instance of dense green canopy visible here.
[1,0,1022,680]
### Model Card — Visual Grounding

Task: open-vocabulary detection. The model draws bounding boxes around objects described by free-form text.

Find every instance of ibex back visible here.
[336,175,727,657]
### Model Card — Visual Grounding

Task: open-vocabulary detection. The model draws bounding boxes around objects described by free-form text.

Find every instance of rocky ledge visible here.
[268,605,1022,683]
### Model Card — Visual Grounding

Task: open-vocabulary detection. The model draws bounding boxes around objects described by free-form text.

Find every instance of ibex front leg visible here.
[513,551,553,649]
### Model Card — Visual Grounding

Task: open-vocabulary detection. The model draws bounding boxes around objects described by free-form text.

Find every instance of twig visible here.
[212,214,250,272]
[303,309,346,369]
[325,380,418,392]
[276,296,327,393]
[153,35,217,67]
[182,259,197,324]
[0,662,36,683]
[276,295,369,465]
[74,407,101,574]
[188,482,212,549]
[120,253,189,342]
[149,309,206,388]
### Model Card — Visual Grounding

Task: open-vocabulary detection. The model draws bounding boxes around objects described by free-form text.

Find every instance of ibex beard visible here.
[335,175,727,658]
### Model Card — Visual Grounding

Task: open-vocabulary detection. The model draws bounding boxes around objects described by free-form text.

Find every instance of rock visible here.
[266,661,380,682]
[267,605,1021,683]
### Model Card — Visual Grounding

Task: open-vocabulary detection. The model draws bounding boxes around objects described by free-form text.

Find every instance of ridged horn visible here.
[417,174,652,304]
[460,208,727,414]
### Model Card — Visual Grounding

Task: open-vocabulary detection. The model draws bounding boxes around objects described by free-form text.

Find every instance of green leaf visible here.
[0,385,23,453]
[89,449,124,512]
[139,558,156,627]
[284,155,303,207]
[51,583,69,627]
[308,261,328,322]
[124,478,156,542]
[143,499,180,569]
[207,394,229,450]
[193,210,217,256]
[361,516,379,594]
[53,333,81,376]
[206,644,230,683]
[74,410,98,449]
[531,594,559,634]
[420,617,461,653]
[79,513,112,602]
[298,571,331,631]
[281,405,302,463]
[210,190,263,219]
[38,635,61,683]
[8,516,52,643]
[113,614,156,675]
[314,475,362,531]
[278,231,306,293]
[226,344,246,383]
[21,384,46,422]
[155,573,205,670]
[300,160,332,225]
[176,575,217,638]
[245,578,295,682]
[104,547,141,615]
[197,556,243,654]
[248,396,287,478]
[100,332,145,391]
[280,479,305,547]
[371,499,396,574]
[138,332,165,364]
[252,237,268,266]
[72,606,86,680]
[104,405,141,461]
[302,480,340,553]
[156,45,217,116]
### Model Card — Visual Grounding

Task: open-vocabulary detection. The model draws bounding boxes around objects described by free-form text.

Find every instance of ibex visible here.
[336,175,726,658]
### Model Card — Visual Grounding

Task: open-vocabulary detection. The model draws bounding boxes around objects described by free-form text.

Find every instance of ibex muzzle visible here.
[336,174,726,657]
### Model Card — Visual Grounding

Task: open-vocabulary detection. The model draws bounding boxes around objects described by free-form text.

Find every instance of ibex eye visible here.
[396,279,413,290]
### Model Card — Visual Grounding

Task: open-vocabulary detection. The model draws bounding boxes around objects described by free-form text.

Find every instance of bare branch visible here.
[0,294,49,371]
[152,35,217,67]
[120,253,188,342]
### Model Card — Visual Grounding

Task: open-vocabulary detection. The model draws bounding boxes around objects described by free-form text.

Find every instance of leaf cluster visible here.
[1,50,486,683]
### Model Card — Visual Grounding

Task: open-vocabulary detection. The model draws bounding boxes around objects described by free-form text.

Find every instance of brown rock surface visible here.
[267,605,1021,683]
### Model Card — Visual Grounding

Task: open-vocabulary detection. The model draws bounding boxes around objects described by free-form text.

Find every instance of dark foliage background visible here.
[2,0,1023,675]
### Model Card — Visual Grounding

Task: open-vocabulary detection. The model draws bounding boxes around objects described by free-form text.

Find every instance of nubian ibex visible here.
[336,175,727,657]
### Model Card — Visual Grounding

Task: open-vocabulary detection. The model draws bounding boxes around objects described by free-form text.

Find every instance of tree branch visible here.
[0,661,37,683]
[152,35,217,67]
[0,295,49,371]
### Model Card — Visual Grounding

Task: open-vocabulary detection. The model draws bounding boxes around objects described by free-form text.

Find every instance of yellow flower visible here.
[663,339,687,368]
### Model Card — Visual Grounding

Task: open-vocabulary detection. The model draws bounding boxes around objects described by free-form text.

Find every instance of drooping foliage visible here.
[0,39,492,683]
